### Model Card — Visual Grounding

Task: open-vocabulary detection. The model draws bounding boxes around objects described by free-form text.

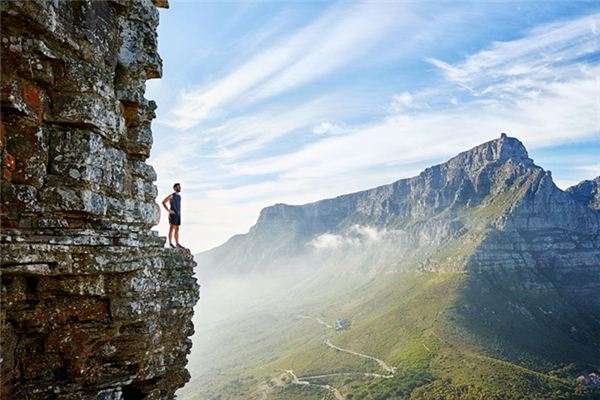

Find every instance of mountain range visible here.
[186,134,600,400]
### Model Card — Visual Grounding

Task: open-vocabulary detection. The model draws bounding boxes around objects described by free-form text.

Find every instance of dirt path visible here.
[286,370,344,400]
[301,372,394,380]
[298,314,396,374]
[281,315,398,399]
[325,339,397,373]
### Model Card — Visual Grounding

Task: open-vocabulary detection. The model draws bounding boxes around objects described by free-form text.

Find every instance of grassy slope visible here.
[272,272,599,399]
[183,271,599,399]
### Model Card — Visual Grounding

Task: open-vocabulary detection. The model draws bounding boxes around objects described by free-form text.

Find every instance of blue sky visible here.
[147,1,600,252]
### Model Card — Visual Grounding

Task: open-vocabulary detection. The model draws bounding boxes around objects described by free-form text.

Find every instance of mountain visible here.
[199,133,599,277]
[568,176,600,210]
[188,134,600,400]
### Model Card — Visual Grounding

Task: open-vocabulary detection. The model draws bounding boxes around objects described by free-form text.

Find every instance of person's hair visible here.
[173,183,180,189]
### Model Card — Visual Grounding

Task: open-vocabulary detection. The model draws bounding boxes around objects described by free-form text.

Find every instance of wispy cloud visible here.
[577,164,600,174]
[152,6,600,252]
[427,12,600,97]
[312,121,346,136]
[227,12,600,180]
[310,225,402,250]
[244,2,414,104]
[227,68,598,181]
[162,2,414,130]
[199,95,345,159]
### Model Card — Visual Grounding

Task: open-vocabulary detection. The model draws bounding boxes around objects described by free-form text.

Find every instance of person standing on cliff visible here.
[162,183,185,249]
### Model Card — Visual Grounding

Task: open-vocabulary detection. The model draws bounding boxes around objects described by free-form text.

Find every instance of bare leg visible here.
[168,224,174,245]
[174,225,180,245]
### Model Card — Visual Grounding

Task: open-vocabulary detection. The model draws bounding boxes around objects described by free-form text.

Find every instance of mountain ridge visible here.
[256,132,534,225]
[567,176,600,210]
[198,134,599,278]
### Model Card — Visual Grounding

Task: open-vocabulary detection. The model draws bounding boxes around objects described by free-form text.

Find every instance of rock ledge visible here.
[1,1,199,399]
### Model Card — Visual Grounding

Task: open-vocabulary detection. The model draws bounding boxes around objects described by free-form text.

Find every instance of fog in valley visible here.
[177,225,413,399]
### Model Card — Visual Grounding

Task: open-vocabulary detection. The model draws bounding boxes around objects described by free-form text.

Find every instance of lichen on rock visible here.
[0,1,199,399]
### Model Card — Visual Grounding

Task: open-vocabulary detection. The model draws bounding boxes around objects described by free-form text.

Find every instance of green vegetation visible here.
[266,340,380,377]
[182,269,599,399]
[269,384,337,400]
[345,370,433,399]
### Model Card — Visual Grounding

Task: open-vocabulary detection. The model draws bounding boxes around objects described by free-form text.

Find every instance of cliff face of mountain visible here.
[200,134,600,279]
[0,1,199,399]
[567,176,600,210]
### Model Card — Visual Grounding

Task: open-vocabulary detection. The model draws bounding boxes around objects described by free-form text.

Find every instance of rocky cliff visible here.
[199,134,600,279]
[0,1,199,399]
[567,176,600,210]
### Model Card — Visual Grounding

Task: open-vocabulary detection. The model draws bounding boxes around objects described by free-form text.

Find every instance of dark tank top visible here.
[170,193,181,215]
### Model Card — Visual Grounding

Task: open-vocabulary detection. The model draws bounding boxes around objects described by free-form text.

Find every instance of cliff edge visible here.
[0,1,199,399]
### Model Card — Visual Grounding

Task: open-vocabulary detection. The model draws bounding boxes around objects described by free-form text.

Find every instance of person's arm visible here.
[161,194,173,213]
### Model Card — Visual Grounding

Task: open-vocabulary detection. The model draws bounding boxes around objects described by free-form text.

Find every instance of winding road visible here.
[286,370,344,400]
[325,339,397,374]
[282,315,398,399]
[300,372,394,380]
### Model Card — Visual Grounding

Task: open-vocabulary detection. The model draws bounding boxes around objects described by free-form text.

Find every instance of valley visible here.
[180,135,600,400]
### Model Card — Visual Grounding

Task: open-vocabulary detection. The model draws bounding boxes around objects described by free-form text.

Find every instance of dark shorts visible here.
[169,213,181,226]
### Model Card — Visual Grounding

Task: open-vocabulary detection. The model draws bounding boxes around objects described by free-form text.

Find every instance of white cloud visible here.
[164,2,414,130]
[207,96,344,158]
[390,92,414,111]
[577,164,600,175]
[350,225,385,242]
[229,11,600,180]
[310,225,403,250]
[427,12,600,96]
[312,121,345,135]
[310,233,344,250]
[232,92,594,180]
[245,2,413,104]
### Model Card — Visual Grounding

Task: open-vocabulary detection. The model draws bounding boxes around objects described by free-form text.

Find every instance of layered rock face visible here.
[0,1,199,399]
[567,176,600,210]
[200,135,600,280]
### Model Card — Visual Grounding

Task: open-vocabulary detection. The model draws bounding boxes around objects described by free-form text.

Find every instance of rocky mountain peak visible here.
[444,133,533,178]
[255,134,537,231]
[496,132,531,161]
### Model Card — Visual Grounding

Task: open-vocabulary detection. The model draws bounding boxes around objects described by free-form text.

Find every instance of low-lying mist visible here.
[178,225,414,398]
